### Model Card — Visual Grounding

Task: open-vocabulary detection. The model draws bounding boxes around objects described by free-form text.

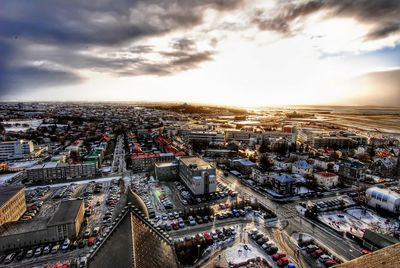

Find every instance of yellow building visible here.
[0,186,26,225]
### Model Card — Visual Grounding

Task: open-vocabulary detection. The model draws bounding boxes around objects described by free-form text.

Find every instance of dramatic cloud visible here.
[0,0,399,106]
[253,0,400,40]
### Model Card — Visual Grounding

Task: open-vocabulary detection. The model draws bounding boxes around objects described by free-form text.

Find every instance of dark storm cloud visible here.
[0,0,244,94]
[253,0,400,40]
[0,65,83,97]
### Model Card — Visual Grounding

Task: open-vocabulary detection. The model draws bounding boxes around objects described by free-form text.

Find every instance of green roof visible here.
[363,229,400,249]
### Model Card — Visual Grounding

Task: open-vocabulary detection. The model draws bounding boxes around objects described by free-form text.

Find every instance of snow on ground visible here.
[318,212,369,237]
[297,186,313,194]
[225,243,266,265]
[0,172,21,185]
[345,207,399,232]
[26,176,123,190]
[296,205,307,216]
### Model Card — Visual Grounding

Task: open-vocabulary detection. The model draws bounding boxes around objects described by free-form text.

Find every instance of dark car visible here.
[15,250,25,261]
[266,246,278,255]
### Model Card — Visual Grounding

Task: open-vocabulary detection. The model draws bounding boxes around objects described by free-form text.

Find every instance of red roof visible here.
[131,153,160,159]
[317,171,337,177]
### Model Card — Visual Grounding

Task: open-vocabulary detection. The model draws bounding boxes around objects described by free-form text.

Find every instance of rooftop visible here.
[316,171,338,177]
[0,185,24,208]
[47,200,83,226]
[180,157,212,170]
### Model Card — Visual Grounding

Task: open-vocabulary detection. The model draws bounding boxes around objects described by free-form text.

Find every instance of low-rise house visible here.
[338,158,366,183]
[271,173,296,195]
[292,160,313,176]
[314,171,339,188]
[313,156,332,170]
[251,168,269,185]
[370,157,397,177]
[232,159,256,175]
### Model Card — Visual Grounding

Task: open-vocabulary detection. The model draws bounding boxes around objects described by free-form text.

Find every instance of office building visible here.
[0,200,84,251]
[26,162,97,183]
[0,186,26,225]
[179,157,216,196]
[0,140,34,161]
[155,162,178,181]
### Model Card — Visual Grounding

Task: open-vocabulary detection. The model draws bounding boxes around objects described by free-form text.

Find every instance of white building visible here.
[365,187,400,214]
[179,157,216,196]
[314,171,339,188]
[0,140,34,161]
[292,160,313,176]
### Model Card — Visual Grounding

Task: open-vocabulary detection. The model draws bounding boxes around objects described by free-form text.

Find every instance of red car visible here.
[362,249,372,255]
[88,236,96,246]
[324,259,336,267]
[272,252,286,261]
[276,257,289,267]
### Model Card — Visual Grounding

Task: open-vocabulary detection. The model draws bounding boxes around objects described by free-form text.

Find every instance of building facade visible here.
[0,200,84,251]
[314,171,339,188]
[26,162,97,183]
[131,153,175,173]
[179,157,216,196]
[271,174,296,195]
[154,162,178,181]
[0,140,34,161]
[365,187,400,214]
[0,186,26,225]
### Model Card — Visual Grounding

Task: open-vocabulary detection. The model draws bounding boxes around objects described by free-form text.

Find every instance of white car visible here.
[318,254,332,263]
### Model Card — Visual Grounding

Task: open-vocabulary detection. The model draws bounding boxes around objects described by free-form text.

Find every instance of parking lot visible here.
[0,178,126,268]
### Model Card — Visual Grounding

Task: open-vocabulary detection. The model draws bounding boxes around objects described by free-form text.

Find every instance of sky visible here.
[0,0,399,107]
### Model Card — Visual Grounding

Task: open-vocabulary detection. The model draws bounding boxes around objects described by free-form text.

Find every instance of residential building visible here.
[0,140,34,161]
[251,168,269,185]
[292,160,313,176]
[338,158,366,183]
[154,162,178,181]
[0,186,26,225]
[271,173,296,195]
[370,157,397,177]
[365,187,400,214]
[179,157,216,196]
[26,162,97,183]
[131,153,175,172]
[232,159,256,175]
[313,156,332,170]
[314,171,339,188]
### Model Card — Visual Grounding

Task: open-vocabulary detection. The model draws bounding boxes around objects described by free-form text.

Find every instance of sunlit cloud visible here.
[1,0,399,106]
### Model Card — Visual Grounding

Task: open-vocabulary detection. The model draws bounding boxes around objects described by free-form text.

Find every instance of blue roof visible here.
[237,159,256,166]
[272,174,296,183]
[293,160,311,169]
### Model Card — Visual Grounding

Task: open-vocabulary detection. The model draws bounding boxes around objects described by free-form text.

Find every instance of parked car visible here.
[25,249,34,258]
[43,244,52,255]
[3,252,16,264]
[318,254,332,263]
[34,247,43,257]
[272,252,286,261]
[62,238,71,251]
[51,244,60,254]
[276,257,289,267]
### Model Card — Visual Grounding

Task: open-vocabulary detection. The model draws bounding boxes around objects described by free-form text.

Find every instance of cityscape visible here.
[1,0,400,268]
